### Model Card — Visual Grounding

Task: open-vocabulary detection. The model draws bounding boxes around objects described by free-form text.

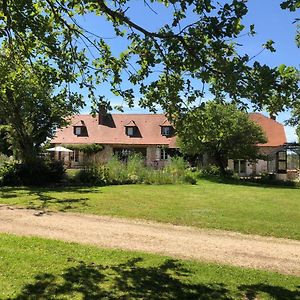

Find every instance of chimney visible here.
[269,113,276,121]
[98,104,107,125]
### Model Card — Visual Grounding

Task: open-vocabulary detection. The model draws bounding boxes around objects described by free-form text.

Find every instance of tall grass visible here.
[106,155,129,184]
[76,155,197,186]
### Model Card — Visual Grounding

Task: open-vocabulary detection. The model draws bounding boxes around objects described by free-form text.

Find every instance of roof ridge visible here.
[73,113,166,116]
[249,112,284,125]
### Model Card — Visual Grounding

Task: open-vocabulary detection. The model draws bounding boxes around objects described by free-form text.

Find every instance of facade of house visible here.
[51,110,177,168]
[228,113,287,176]
[51,111,287,175]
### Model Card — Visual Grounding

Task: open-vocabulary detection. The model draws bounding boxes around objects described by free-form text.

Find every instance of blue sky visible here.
[238,0,299,142]
[78,0,299,141]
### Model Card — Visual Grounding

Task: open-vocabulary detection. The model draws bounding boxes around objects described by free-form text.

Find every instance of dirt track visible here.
[0,205,299,276]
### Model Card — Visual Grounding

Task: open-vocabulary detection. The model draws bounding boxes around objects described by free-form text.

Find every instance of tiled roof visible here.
[124,120,137,127]
[249,113,287,147]
[52,113,286,148]
[73,120,86,126]
[52,114,177,148]
[160,119,172,126]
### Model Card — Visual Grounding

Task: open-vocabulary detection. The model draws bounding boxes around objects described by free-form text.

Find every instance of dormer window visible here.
[125,120,139,137]
[75,126,82,136]
[161,126,173,136]
[126,126,135,136]
[160,119,173,137]
[73,120,87,136]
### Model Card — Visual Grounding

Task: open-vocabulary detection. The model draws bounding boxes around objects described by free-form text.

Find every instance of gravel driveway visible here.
[0,205,299,276]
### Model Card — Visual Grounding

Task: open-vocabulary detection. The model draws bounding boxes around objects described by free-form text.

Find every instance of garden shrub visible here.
[165,156,188,181]
[106,155,132,184]
[231,172,241,181]
[126,153,145,175]
[77,164,110,186]
[0,159,65,186]
[197,165,238,179]
[71,154,198,186]
[252,173,299,187]
[182,171,197,185]
[143,169,174,185]
[199,165,222,177]
[0,161,21,186]
[0,154,10,168]
[64,144,104,155]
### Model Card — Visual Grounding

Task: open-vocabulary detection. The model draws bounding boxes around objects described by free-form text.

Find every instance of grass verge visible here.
[1,234,299,299]
[1,179,300,240]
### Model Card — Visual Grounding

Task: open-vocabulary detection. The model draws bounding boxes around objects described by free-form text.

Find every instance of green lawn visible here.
[1,234,299,299]
[1,179,300,240]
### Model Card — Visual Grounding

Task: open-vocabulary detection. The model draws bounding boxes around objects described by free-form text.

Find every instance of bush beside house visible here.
[73,155,197,186]
[0,159,65,186]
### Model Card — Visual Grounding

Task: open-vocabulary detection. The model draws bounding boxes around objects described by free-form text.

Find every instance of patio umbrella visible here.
[46,146,73,152]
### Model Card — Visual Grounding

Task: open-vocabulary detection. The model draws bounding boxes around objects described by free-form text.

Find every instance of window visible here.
[278,161,286,171]
[161,126,172,136]
[234,159,246,174]
[277,151,287,173]
[156,147,169,161]
[278,151,286,160]
[126,126,137,136]
[114,147,147,162]
[125,120,139,137]
[74,126,88,136]
[127,127,134,136]
[74,126,82,136]
[74,150,79,162]
[234,160,239,173]
[160,149,169,160]
[240,160,246,173]
[75,127,81,135]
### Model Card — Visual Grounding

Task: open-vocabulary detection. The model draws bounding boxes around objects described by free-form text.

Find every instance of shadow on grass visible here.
[11,258,300,300]
[26,191,90,212]
[11,258,230,299]
[239,284,300,300]
[202,175,300,190]
[0,186,99,212]
[0,192,18,199]
[0,186,101,195]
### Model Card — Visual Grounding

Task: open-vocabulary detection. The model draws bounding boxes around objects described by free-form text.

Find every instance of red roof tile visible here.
[73,120,86,126]
[52,113,286,148]
[52,114,177,148]
[160,119,172,126]
[249,113,286,147]
[124,120,137,127]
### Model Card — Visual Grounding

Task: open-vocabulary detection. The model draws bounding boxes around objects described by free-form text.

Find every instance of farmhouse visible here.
[227,113,287,177]
[51,109,288,176]
[52,109,177,169]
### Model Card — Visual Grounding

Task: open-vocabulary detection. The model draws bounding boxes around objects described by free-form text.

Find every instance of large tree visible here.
[0,52,82,164]
[0,0,298,121]
[177,101,267,174]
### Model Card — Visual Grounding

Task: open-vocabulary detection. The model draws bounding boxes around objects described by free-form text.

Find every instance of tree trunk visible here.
[19,140,38,165]
[214,153,226,176]
[5,88,39,165]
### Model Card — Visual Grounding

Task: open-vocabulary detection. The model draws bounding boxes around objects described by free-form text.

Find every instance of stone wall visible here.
[146,146,170,168]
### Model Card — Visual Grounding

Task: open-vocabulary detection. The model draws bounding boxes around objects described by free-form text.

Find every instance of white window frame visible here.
[234,159,246,174]
[160,148,169,160]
